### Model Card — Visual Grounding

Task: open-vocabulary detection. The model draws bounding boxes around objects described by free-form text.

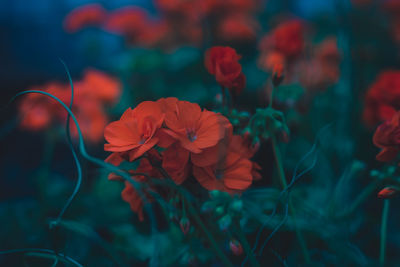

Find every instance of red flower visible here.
[79,69,121,104]
[363,71,400,126]
[193,148,253,192]
[19,82,68,131]
[230,134,262,181]
[19,69,121,143]
[136,20,169,47]
[162,143,191,184]
[201,0,257,14]
[164,100,230,154]
[260,20,304,59]
[373,111,400,162]
[155,0,203,21]
[205,46,241,75]
[218,15,257,43]
[64,4,106,33]
[121,181,146,221]
[163,100,233,169]
[273,20,304,58]
[104,7,147,39]
[204,46,246,93]
[104,101,165,161]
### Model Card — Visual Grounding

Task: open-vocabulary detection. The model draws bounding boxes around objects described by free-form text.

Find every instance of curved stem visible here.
[271,135,311,264]
[380,199,390,267]
[268,82,275,108]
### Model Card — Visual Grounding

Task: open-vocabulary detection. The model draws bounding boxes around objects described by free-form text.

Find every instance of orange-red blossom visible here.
[104,98,261,220]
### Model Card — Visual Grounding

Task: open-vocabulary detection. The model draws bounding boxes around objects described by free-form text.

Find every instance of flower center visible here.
[186,128,197,142]
[140,118,153,144]
[215,169,224,180]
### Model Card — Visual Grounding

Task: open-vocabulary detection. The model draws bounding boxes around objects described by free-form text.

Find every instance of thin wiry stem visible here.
[54,59,82,223]
[0,248,83,267]
[271,135,311,264]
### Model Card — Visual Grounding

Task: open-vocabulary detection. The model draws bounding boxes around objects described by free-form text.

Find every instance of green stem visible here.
[37,131,56,209]
[271,135,311,264]
[380,199,390,267]
[234,222,259,267]
[186,201,234,267]
[152,165,234,267]
[269,83,275,108]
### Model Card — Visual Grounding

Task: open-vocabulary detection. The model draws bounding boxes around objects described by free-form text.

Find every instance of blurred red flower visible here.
[260,19,305,59]
[204,46,246,93]
[104,7,147,39]
[64,4,106,33]
[79,69,122,104]
[373,111,400,162]
[218,15,257,43]
[19,70,121,144]
[19,82,68,131]
[364,71,400,126]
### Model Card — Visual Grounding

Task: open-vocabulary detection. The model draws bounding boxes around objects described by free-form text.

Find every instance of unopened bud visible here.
[272,63,284,87]
[218,214,232,231]
[378,187,398,199]
[229,239,243,256]
[201,202,215,213]
[179,217,190,235]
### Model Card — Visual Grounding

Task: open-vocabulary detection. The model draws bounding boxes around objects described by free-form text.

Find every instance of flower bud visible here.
[201,202,215,213]
[272,63,284,87]
[229,239,243,256]
[378,187,398,199]
[230,199,243,212]
[179,217,190,235]
[215,206,225,216]
[218,214,232,231]
[209,190,222,199]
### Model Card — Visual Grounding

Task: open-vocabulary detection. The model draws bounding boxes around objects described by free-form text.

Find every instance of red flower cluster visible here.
[299,37,341,91]
[104,7,169,47]
[373,111,400,162]
[63,4,106,33]
[19,69,121,143]
[258,19,340,97]
[104,98,260,220]
[363,71,400,127]
[204,46,246,95]
[64,0,259,49]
